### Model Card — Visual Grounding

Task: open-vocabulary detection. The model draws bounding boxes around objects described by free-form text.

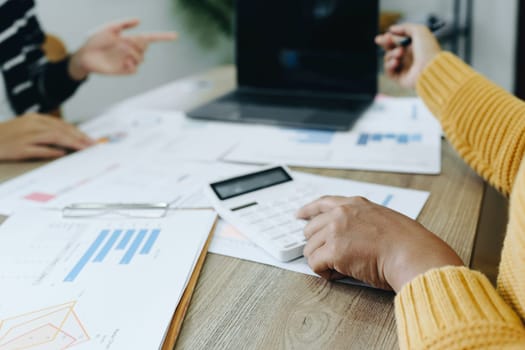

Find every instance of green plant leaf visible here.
[174,0,234,48]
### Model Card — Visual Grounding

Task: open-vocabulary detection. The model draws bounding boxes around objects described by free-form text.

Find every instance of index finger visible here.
[297,196,350,220]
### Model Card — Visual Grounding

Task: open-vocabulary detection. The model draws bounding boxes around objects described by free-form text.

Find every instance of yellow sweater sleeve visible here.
[395,267,525,349]
[394,52,525,349]
[416,52,525,196]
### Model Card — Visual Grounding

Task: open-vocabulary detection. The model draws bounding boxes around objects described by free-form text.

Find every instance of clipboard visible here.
[161,217,218,350]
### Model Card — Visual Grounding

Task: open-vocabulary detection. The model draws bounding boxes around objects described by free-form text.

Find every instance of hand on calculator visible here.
[297,195,463,292]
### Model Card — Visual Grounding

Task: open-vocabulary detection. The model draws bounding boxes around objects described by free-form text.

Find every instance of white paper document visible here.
[224,96,442,174]
[208,171,430,285]
[0,209,216,350]
[0,150,207,215]
[80,108,242,162]
[0,129,252,215]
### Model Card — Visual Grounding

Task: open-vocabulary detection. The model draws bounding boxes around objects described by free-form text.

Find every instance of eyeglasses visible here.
[62,203,170,219]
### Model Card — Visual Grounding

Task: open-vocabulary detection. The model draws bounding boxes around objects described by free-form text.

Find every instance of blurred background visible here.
[35,0,519,122]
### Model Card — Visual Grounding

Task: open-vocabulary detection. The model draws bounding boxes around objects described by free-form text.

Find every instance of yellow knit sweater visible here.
[395,52,525,349]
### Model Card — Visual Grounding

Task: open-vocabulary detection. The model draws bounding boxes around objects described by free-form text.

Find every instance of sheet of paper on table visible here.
[0,157,253,215]
[223,96,443,174]
[0,108,252,215]
[79,108,245,162]
[0,209,216,350]
[208,171,430,286]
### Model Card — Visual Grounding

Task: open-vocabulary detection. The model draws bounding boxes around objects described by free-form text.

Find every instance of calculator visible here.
[206,166,322,261]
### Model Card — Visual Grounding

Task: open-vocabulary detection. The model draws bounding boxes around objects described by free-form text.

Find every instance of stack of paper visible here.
[0,209,216,349]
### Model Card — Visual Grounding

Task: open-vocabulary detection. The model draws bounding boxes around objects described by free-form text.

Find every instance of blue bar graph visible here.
[120,229,148,265]
[357,133,369,145]
[371,133,383,142]
[398,134,408,144]
[116,229,135,250]
[411,134,422,142]
[357,133,422,146]
[140,229,161,255]
[93,229,122,263]
[64,228,162,282]
[382,194,394,207]
[64,229,110,282]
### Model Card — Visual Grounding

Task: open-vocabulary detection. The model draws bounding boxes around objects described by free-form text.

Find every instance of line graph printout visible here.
[0,209,216,350]
[0,301,89,350]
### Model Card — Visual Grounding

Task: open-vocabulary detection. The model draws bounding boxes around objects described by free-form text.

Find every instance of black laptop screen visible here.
[236,0,378,98]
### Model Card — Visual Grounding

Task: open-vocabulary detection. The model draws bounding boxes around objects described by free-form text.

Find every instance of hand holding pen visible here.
[375,23,443,89]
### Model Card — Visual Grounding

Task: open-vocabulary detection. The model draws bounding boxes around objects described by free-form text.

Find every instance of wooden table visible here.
[0,67,496,349]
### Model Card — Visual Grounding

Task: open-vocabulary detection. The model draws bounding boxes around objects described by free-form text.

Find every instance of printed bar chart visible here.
[120,229,148,265]
[64,228,161,282]
[93,230,122,263]
[140,229,161,255]
[64,230,110,282]
[357,133,423,146]
[116,229,135,250]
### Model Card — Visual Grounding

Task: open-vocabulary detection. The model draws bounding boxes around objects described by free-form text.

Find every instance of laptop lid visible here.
[235,0,379,100]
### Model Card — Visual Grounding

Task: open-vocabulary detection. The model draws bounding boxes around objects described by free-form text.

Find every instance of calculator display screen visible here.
[211,167,293,200]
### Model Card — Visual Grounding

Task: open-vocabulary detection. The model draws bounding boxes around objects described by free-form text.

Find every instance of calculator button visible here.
[293,233,306,242]
[248,218,267,226]
[282,242,298,249]
[288,228,303,236]
[282,206,297,213]
[276,237,298,249]
[255,221,275,232]
[280,222,294,232]
[269,233,286,241]
[275,217,291,226]
[290,221,303,230]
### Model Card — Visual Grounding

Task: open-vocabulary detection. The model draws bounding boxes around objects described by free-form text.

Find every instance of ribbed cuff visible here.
[39,56,85,112]
[416,52,478,121]
[395,266,525,349]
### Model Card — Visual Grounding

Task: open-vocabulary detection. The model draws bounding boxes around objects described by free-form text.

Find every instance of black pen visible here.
[396,21,446,47]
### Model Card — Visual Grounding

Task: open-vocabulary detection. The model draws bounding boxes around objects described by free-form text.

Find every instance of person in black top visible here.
[0,0,176,160]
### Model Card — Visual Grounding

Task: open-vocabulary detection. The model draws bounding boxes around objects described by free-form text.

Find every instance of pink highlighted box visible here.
[24,192,56,203]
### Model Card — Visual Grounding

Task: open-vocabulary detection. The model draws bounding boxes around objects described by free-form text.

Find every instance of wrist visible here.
[385,238,463,293]
[68,50,90,81]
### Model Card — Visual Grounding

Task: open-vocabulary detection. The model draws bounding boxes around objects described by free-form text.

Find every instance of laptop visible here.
[187,0,379,131]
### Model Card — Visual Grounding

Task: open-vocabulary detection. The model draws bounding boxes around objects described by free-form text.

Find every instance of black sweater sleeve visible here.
[35,56,85,113]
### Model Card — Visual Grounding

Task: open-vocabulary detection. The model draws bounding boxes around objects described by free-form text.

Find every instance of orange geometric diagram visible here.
[0,301,90,350]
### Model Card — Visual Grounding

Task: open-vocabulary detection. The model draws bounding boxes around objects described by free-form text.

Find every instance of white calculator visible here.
[206,166,322,261]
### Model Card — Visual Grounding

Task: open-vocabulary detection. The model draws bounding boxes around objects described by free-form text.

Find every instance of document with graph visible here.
[224,96,442,174]
[0,209,216,350]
